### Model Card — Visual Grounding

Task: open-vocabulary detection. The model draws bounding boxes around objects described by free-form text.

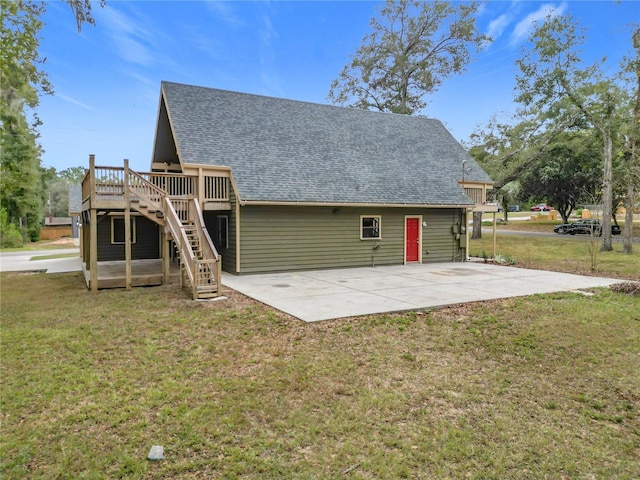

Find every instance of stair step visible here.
[197,286,218,293]
[156,212,164,218]
[197,293,219,299]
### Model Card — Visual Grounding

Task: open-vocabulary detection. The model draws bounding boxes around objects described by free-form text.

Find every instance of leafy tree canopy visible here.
[328,0,489,115]
[0,0,102,242]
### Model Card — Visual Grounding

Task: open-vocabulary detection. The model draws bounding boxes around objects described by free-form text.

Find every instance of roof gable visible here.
[155,81,493,205]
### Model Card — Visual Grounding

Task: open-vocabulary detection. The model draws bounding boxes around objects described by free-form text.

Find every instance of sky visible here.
[37,0,639,173]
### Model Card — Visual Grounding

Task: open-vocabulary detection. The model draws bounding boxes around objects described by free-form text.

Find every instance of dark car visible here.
[554,219,622,236]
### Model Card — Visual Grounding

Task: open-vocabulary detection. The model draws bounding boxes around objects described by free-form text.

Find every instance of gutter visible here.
[237,200,474,209]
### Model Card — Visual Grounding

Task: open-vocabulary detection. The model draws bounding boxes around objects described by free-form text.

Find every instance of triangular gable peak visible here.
[151,90,181,172]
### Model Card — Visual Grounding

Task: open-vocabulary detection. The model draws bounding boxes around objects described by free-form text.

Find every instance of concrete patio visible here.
[222,262,623,322]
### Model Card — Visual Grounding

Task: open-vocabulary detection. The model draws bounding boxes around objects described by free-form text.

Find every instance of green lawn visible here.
[1,267,639,479]
[0,239,76,252]
[470,233,640,281]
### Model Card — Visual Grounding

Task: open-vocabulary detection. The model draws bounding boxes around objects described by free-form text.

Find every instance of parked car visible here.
[531,203,552,211]
[507,205,520,212]
[554,219,622,236]
[485,202,503,212]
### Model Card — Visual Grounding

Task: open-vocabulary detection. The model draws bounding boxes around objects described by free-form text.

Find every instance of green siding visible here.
[422,209,466,263]
[226,186,238,273]
[237,205,464,274]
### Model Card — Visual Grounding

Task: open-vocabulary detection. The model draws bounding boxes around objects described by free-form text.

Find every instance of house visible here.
[79,81,497,299]
[40,217,73,240]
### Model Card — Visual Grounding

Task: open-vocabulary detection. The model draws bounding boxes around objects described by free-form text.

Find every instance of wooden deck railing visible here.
[204,175,229,202]
[464,187,484,205]
[128,170,166,209]
[143,173,196,198]
[93,166,126,201]
[168,198,189,222]
[82,158,229,206]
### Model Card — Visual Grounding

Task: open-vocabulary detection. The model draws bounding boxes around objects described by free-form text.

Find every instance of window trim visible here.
[111,216,136,244]
[360,215,382,240]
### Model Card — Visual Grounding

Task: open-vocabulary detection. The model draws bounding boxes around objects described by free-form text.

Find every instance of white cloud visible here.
[487,13,512,40]
[509,2,568,46]
[56,93,95,111]
[96,5,160,67]
[258,13,283,96]
[205,1,245,27]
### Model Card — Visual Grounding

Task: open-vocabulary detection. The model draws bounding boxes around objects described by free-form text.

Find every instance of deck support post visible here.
[162,233,170,284]
[492,211,497,259]
[465,208,470,261]
[216,255,222,297]
[90,207,98,293]
[124,159,132,290]
[198,167,204,209]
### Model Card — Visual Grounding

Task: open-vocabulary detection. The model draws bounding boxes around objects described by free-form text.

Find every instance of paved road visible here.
[483,229,640,243]
[0,248,81,273]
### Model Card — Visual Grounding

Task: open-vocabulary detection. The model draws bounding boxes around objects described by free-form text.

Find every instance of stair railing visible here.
[163,198,198,297]
[190,199,219,262]
[127,169,166,211]
[190,199,222,294]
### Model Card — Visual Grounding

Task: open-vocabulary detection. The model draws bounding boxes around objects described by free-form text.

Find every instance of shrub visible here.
[610,282,640,296]
[0,208,24,248]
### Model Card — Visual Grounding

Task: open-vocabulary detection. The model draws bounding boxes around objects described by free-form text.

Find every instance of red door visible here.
[405,218,419,262]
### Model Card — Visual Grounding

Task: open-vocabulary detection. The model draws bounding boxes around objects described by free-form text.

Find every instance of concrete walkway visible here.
[0,248,81,273]
[222,263,623,322]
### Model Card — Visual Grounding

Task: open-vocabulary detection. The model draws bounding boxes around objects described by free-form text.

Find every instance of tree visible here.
[0,0,101,243]
[41,166,87,218]
[0,113,44,241]
[58,165,87,183]
[515,14,628,251]
[65,0,105,31]
[618,32,640,253]
[328,0,489,114]
[520,130,602,223]
[495,180,521,222]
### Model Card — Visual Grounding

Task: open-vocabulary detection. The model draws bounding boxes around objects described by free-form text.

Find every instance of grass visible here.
[470,234,640,281]
[29,253,79,261]
[482,217,640,237]
[0,239,76,252]
[2,270,640,479]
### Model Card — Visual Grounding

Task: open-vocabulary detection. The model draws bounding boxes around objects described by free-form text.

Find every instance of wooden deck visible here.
[82,259,181,290]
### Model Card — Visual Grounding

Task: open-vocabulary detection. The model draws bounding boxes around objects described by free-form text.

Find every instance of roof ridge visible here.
[160,80,441,124]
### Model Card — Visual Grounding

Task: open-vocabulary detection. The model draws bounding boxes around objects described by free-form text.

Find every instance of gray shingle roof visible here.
[160,81,493,205]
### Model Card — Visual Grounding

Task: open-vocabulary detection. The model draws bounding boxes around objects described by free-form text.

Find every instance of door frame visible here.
[404,215,422,264]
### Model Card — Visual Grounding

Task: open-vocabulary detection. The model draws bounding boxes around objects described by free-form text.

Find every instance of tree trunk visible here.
[502,199,509,222]
[601,130,613,252]
[471,211,482,239]
[623,183,634,254]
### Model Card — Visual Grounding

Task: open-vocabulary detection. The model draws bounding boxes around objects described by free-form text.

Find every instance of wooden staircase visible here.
[125,169,222,300]
[181,219,219,299]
